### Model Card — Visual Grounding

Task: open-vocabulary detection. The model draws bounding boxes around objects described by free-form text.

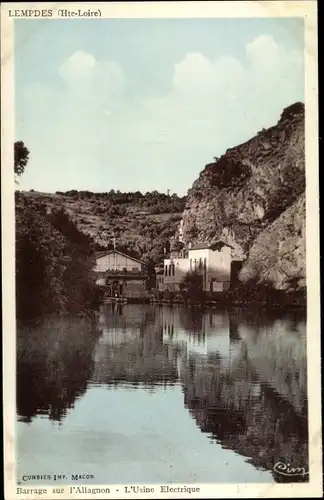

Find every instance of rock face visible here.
[181,102,305,290]
[239,193,305,290]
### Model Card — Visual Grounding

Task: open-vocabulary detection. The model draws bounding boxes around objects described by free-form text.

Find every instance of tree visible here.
[171,240,184,253]
[181,270,203,291]
[14,141,30,177]
[143,257,156,290]
[181,270,204,303]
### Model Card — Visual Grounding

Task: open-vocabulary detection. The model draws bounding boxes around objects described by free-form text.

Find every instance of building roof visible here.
[189,239,234,251]
[95,249,144,264]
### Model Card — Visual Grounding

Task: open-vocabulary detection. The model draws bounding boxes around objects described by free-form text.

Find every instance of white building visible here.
[161,240,237,292]
[162,257,190,292]
[93,250,146,297]
[94,250,142,274]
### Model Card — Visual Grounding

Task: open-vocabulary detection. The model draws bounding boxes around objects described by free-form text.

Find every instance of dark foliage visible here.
[207,156,252,189]
[180,271,205,302]
[16,194,103,320]
[14,141,30,176]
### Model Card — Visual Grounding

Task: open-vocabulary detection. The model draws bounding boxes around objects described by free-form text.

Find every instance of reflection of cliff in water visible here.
[92,304,179,387]
[234,308,307,414]
[174,309,308,483]
[17,315,100,422]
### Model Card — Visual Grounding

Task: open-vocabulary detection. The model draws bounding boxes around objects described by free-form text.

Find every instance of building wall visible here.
[187,248,209,290]
[163,257,190,291]
[208,246,232,281]
[101,278,147,296]
[188,246,232,291]
[123,280,147,297]
[161,245,234,292]
[94,252,142,273]
[207,247,231,292]
[188,248,210,272]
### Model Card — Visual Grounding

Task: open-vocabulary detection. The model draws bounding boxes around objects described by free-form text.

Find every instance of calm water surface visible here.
[17,305,308,484]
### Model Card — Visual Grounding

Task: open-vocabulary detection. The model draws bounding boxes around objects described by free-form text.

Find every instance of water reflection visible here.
[93,304,178,387]
[17,315,101,422]
[17,304,308,483]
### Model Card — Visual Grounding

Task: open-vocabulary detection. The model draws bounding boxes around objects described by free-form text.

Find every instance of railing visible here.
[94,268,143,275]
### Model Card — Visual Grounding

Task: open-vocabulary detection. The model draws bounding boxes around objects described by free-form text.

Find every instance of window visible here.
[165,265,168,276]
[199,258,202,269]
[204,258,207,269]
[190,259,192,270]
[172,263,175,276]
[169,264,172,276]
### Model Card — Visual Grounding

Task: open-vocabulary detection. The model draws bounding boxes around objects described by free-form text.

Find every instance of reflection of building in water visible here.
[97,304,147,347]
[92,305,179,386]
[161,307,206,357]
[160,308,243,370]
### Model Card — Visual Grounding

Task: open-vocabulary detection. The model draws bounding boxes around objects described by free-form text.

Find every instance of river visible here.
[16,304,308,485]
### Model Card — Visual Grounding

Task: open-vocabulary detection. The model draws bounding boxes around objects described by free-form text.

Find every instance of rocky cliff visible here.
[181,102,305,291]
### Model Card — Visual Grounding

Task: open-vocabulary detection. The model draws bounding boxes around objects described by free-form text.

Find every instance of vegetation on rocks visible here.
[15,192,103,321]
[181,102,306,292]
[18,189,186,266]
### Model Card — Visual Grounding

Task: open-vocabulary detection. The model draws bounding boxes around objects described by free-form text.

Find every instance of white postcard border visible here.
[1,2,321,499]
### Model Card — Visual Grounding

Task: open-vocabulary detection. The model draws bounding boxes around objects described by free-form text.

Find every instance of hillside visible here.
[16,190,186,265]
[181,102,305,291]
[15,193,102,320]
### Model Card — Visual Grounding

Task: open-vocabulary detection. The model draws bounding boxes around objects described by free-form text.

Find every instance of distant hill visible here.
[17,190,187,265]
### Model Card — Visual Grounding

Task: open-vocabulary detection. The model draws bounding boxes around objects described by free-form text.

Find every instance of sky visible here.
[15,17,304,195]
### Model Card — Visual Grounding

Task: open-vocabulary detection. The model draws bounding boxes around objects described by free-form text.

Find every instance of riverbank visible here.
[148,283,306,309]
[150,299,306,310]
[104,288,306,309]
[101,294,306,309]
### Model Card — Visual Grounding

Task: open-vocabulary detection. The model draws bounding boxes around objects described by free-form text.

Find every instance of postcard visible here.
[1,1,322,499]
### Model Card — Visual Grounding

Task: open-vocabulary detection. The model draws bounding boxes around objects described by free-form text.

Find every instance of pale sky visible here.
[15,18,304,195]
